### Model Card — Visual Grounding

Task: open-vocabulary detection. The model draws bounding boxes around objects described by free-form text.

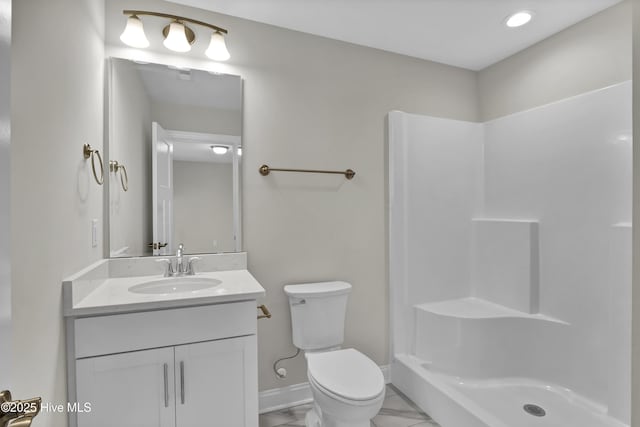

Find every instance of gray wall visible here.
[11,0,105,426]
[109,59,152,256]
[151,103,242,136]
[632,0,640,423]
[173,161,235,253]
[0,0,11,388]
[478,0,631,121]
[105,0,479,392]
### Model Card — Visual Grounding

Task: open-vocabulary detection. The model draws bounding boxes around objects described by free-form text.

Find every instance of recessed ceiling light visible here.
[505,11,533,28]
[210,145,229,155]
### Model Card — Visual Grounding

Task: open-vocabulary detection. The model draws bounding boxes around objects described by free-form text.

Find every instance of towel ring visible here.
[83,144,104,185]
[119,164,128,191]
[109,160,129,192]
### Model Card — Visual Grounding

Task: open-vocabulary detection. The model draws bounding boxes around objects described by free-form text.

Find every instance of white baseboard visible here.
[259,382,314,414]
[259,365,390,414]
[381,364,390,383]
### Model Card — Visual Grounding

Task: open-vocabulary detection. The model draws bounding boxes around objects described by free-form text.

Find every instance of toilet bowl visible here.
[305,348,385,427]
[284,281,385,427]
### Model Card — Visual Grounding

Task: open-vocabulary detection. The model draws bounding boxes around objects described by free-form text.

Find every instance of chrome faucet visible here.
[176,243,185,273]
[184,256,200,275]
[0,391,41,427]
[156,243,200,277]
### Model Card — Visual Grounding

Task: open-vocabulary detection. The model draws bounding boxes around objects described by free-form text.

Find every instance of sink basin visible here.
[128,277,222,295]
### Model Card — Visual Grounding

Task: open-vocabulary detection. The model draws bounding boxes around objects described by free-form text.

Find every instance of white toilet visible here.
[284,281,385,427]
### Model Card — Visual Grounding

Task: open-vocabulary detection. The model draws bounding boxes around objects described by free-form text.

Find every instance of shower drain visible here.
[523,404,546,417]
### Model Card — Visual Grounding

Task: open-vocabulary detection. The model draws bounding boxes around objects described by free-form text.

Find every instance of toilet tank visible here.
[284,281,351,351]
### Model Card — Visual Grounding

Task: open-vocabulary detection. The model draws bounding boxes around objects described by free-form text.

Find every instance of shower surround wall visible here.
[389,81,632,427]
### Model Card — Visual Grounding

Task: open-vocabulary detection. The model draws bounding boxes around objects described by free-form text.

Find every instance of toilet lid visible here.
[307,349,385,401]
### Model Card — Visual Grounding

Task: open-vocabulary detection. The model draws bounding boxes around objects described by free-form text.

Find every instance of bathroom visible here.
[0,0,639,426]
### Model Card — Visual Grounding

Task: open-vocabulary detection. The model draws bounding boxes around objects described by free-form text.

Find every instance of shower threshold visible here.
[391,354,627,427]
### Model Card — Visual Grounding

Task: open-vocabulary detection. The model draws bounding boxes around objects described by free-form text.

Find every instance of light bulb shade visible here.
[237,147,242,156]
[211,145,228,155]
[163,21,192,52]
[206,31,231,61]
[120,15,150,48]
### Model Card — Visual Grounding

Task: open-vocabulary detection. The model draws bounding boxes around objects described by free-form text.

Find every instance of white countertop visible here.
[65,269,265,317]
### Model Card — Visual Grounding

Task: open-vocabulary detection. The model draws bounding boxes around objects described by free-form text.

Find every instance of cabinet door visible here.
[76,347,176,427]
[175,336,258,427]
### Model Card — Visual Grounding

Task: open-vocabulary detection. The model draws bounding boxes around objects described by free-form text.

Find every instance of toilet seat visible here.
[307,348,385,403]
[309,374,385,408]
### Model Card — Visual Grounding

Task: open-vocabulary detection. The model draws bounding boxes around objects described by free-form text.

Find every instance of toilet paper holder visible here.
[258,304,272,319]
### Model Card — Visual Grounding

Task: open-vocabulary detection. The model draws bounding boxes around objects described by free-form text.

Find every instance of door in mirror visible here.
[152,122,174,257]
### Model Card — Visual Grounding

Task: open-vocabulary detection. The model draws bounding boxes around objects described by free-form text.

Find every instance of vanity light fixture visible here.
[120,15,150,48]
[505,10,533,28]
[120,10,231,61]
[211,145,229,155]
[237,147,243,156]
[206,31,231,61]
[163,20,193,52]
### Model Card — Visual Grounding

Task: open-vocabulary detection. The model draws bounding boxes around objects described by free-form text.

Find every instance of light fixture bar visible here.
[122,10,228,34]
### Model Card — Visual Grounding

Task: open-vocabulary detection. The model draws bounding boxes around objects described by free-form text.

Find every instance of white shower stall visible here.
[388,82,631,427]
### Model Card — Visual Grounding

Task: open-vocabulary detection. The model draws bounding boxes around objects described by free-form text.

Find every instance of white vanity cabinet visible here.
[175,337,257,427]
[67,301,259,427]
[76,347,176,427]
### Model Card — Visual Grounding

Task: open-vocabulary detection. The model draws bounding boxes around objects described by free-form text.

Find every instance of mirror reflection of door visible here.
[152,122,174,256]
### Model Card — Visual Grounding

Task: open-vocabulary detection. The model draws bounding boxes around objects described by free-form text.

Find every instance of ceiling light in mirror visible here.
[206,31,231,61]
[211,145,229,155]
[237,147,242,156]
[163,21,192,52]
[505,11,533,28]
[120,15,150,48]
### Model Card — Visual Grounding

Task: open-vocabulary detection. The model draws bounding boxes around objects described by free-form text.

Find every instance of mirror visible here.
[107,58,242,257]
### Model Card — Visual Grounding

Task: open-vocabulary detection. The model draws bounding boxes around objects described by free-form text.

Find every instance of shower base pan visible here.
[391,354,627,427]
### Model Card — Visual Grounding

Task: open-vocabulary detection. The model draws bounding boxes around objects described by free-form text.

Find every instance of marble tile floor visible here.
[259,384,440,427]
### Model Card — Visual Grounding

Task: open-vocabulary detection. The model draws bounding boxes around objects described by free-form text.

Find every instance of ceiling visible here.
[134,61,242,110]
[168,0,622,70]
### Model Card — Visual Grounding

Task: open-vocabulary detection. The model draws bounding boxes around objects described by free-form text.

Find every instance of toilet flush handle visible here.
[291,298,306,306]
